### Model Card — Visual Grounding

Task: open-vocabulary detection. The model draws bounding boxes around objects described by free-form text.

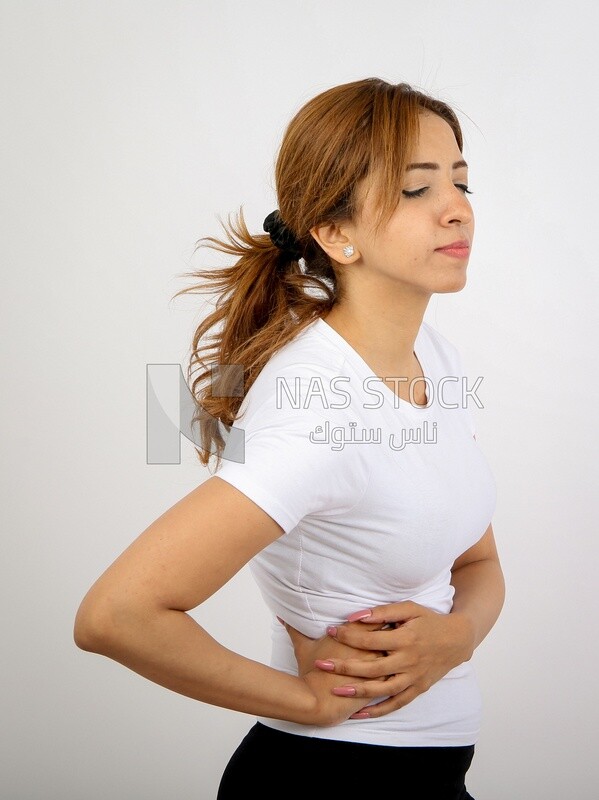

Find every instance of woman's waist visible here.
[261,584,455,639]
[266,624,481,744]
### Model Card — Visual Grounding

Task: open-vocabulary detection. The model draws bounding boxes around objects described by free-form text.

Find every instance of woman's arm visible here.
[73,476,377,727]
[448,520,506,653]
[291,522,505,718]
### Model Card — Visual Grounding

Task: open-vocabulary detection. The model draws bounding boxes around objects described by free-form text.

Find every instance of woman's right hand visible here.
[278,618,386,726]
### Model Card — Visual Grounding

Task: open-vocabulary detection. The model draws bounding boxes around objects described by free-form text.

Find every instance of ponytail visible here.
[171,206,335,471]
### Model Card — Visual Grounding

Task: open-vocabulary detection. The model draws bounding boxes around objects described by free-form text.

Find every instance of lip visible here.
[435,239,470,251]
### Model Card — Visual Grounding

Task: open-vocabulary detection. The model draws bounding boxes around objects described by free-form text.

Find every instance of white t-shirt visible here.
[214,316,497,746]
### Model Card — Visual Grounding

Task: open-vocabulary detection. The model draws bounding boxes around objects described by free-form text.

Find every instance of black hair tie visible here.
[263,210,303,260]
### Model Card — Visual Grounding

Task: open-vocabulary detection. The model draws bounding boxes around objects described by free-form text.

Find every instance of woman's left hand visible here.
[284,601,475,719]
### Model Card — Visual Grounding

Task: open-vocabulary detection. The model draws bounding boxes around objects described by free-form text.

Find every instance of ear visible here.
[309,221,360,263]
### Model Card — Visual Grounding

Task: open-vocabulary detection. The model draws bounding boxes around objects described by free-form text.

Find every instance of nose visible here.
[440,184,473,227]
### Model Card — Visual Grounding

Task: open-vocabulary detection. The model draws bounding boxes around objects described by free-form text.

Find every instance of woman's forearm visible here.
[449,557,506,657]
[75,604,365,726]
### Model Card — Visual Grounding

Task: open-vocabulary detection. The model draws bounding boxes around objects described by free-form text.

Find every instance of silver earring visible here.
[343,244,355,258]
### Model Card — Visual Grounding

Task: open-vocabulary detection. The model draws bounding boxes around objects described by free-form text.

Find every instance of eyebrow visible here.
[406,160,468,172]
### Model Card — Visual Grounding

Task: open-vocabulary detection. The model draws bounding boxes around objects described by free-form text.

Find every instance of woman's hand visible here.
[277,617,387,726]
[284,602,475,720]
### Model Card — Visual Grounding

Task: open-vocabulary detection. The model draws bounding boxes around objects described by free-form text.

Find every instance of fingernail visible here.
[314,659,335,671]
[326,625,338,637]
[347,609,372,622]
[350,711,370,719]
[332,686,356,697]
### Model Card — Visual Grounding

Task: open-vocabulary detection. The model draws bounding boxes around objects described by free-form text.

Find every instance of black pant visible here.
[217,722,476,799]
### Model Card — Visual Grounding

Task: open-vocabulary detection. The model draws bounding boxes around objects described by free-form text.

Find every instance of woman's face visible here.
[347,111,475,296]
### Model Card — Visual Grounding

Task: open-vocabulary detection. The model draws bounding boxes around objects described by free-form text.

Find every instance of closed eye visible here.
[402,185,473,198]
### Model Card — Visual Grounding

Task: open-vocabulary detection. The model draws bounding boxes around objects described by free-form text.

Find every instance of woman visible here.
[74,78,505,798]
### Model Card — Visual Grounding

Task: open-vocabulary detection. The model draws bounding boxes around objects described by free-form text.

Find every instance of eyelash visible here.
[402,185,473,198]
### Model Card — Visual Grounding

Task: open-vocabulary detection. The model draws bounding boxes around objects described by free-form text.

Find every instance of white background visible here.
[2,1,598,798]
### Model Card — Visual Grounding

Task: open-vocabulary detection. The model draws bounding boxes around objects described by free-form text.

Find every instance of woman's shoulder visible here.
[235,319,350,423]
[257,318,349,384]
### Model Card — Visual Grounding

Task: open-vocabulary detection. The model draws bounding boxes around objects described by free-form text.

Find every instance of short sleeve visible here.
[214,367,368,535]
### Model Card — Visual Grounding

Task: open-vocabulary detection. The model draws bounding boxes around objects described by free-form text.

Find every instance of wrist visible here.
[448,610,476,662]
[296,670,366,727]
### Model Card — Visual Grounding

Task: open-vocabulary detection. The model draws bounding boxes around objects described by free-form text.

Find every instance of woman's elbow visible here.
[73,592,128,653]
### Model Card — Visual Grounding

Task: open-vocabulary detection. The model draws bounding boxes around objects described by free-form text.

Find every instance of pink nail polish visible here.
[314,659,335,671]
[350,711,370,719]
[326,625,338,637]
[347,609,372,622]
[332,686,356,697]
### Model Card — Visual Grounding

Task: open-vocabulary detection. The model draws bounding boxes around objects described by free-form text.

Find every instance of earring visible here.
[343,244,355,258]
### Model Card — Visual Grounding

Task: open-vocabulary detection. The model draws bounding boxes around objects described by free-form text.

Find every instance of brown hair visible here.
[172,77,464,470]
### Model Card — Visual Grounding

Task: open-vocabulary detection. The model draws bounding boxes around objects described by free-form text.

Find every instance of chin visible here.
[434,273,468,294]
